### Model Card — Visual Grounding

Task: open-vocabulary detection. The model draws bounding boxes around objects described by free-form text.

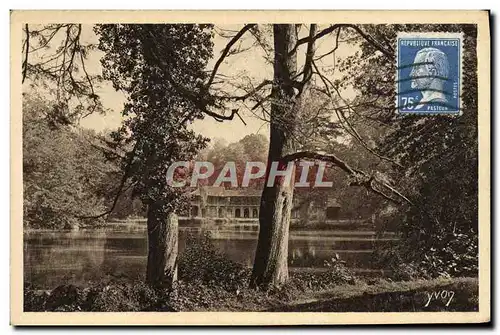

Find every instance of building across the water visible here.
[188,186,341,221]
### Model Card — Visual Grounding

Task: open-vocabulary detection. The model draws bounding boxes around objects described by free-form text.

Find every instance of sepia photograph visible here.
[10,10,490,325]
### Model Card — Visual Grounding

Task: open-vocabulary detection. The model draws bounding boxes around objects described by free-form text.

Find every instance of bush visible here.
[288,256,357,292]
[178,232,250,291]
[322,254,358,284]
[375,228,478,280]
[419,231,478,278]
[24,282,174,312]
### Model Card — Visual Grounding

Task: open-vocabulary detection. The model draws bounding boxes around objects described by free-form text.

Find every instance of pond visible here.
[24,224,397,289]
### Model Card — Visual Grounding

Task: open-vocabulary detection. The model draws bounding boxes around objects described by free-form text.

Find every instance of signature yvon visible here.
[424,290,455,307]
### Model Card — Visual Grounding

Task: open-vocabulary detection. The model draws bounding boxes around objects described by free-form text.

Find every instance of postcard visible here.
[10,10,490,325]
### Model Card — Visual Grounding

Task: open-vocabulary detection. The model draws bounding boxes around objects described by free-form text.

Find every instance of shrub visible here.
[24,281,175,312]
[375,228,478,280]
[178,232,250,291]
[86,281,178,311]
[322,254,358,284]
[419,231,478,278]
[287,255,357,293]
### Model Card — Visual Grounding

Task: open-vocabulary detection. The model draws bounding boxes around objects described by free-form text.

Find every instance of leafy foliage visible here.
[178,232,251,291]
[23,94,116,229]
[197,133,269,187]
[95,25,218,286]
[95,24,214,213]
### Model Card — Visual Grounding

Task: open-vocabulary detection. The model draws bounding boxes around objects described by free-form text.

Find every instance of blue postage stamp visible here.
[396,32,463,115]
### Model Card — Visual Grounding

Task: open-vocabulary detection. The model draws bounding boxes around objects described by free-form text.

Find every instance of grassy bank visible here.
[24,276,478,312]
[268,277,478,312]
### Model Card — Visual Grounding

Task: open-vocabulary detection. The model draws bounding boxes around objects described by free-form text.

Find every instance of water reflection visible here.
[24,226,397,289]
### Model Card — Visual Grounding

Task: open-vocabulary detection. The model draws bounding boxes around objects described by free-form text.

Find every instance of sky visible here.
[35,24,359,143]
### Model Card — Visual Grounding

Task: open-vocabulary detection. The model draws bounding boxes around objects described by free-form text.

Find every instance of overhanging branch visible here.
[312,60,403,169]
[213,79,272,102]
[282,150,413,205]
[76,142,138,220]
[205,24,257,90]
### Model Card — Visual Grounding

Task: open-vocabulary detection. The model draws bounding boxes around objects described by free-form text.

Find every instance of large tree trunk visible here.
[146,202,178,288]
[250,24,298,289]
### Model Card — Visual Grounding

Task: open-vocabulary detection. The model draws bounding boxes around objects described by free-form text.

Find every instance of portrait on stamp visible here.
[10,11,489,326]
[396,33,463,114]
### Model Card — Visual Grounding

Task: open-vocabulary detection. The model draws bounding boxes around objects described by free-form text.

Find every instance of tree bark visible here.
[250,24,298,289]
[146,202,178,288]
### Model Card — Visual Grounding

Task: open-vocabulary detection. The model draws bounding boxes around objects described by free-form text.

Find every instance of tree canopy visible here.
[23,94,116,229]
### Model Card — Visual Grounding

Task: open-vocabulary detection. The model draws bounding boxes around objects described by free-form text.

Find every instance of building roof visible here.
[191,186,262,197]
[327,198,341,207]
[191,186,225,196]
[190,186,341,206]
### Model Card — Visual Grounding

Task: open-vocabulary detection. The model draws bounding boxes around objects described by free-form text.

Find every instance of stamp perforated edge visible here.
[395,31,464,116]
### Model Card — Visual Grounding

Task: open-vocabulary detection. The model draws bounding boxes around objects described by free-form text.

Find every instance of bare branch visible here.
[205,24,256,90]
[314,27,341,62]
[22,24,29,83]
[292,24,392,58]
[83,134,127,160]
[301,24,317,88]
[282,150,363,176]
[291,24,342,55]
[367,178,402,204]
[24,24,101,119]
[347,25,392,57]
[251,94,271,111]
[76,142,138,219]
[203,108,247,125]
[213,79,272,102]
[312,60,403,168]
[28,25,65,53]
[248,25,274,62]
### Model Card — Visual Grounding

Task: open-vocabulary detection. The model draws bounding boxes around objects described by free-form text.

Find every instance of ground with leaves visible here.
[24,276,478,312]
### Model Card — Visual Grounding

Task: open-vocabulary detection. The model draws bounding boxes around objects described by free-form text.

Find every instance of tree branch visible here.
[28,25,65,53]
[312,60,403,168]
[301,24,317,88]
[143,27,249,127]
[205,24,256,90]
[22,24,29,83]
[76,142,138,219]
[282,150,412,205]
[83,134,127,160]
[291,24,392,58]
[213,79,272,102]
[282,150,363,176]
[314,27,341,61]
[291,24,341,55]
[203,108,247,125]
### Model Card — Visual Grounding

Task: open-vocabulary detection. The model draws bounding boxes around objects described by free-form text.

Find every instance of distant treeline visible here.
[23,95,145,229]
